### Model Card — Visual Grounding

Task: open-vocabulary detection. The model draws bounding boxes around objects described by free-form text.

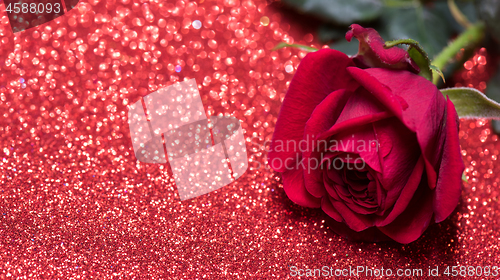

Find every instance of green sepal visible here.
[430,65,445,83]
[385,39,433,82]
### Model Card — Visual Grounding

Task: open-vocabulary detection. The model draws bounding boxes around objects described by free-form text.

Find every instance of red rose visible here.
[268,24,465,244]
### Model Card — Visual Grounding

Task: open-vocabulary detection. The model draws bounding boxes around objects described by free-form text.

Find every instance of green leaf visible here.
[462,172,467,183]
[280,0,383,25]
[272,42,318,52]
[441,87,500,119]
[485,65,500,134]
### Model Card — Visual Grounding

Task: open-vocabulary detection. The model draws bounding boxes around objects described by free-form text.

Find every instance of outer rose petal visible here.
[372,117,421,194]
[376,156,425,227]
[433,98,464,222]
[269,49,356,172]
[346,24,419,73]
[321,196,343,222]
[335,87,389,124]
[320,111,392,141]
[329,195,374,232]
[346,67,405,120]
[360,68,448,189]
[319,87,394,142]
[282,168,321,208]
[302,89,351,198]
[365,69,446,165]
[379,178,434,244]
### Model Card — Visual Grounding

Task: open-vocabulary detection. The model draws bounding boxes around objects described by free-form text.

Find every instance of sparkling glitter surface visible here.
[0,0,498,278]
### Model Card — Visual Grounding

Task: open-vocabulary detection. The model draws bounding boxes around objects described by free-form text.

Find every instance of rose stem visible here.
[431,22,485,85]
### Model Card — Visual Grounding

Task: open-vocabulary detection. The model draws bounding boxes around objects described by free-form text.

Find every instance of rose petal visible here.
[321,196,343,222]
[302,89,352,197]
[282,168,321,208]
[335,87,389,124]
[372,117,421,194]
[319,87,393,157]
[320,111,392,142]
[269,49,356,172]
[376,156,425,227]
[323,172,352,205]
[433,98,464,223]
[302,155,325,198]
[330,128,382,172]
[329,195,374,232]
[346,24,419,73]
[324,162,345,187]
[346,67,404,120]
[363,68,447,189]
[326,172,379,215]
[378,182,434,244]
[424,159,438,190]
[376,130,392,158]
[304,89,351,138]
[375,177,385,208]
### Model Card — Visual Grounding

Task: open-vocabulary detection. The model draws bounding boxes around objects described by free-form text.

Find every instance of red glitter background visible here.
[0,0,498,278]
